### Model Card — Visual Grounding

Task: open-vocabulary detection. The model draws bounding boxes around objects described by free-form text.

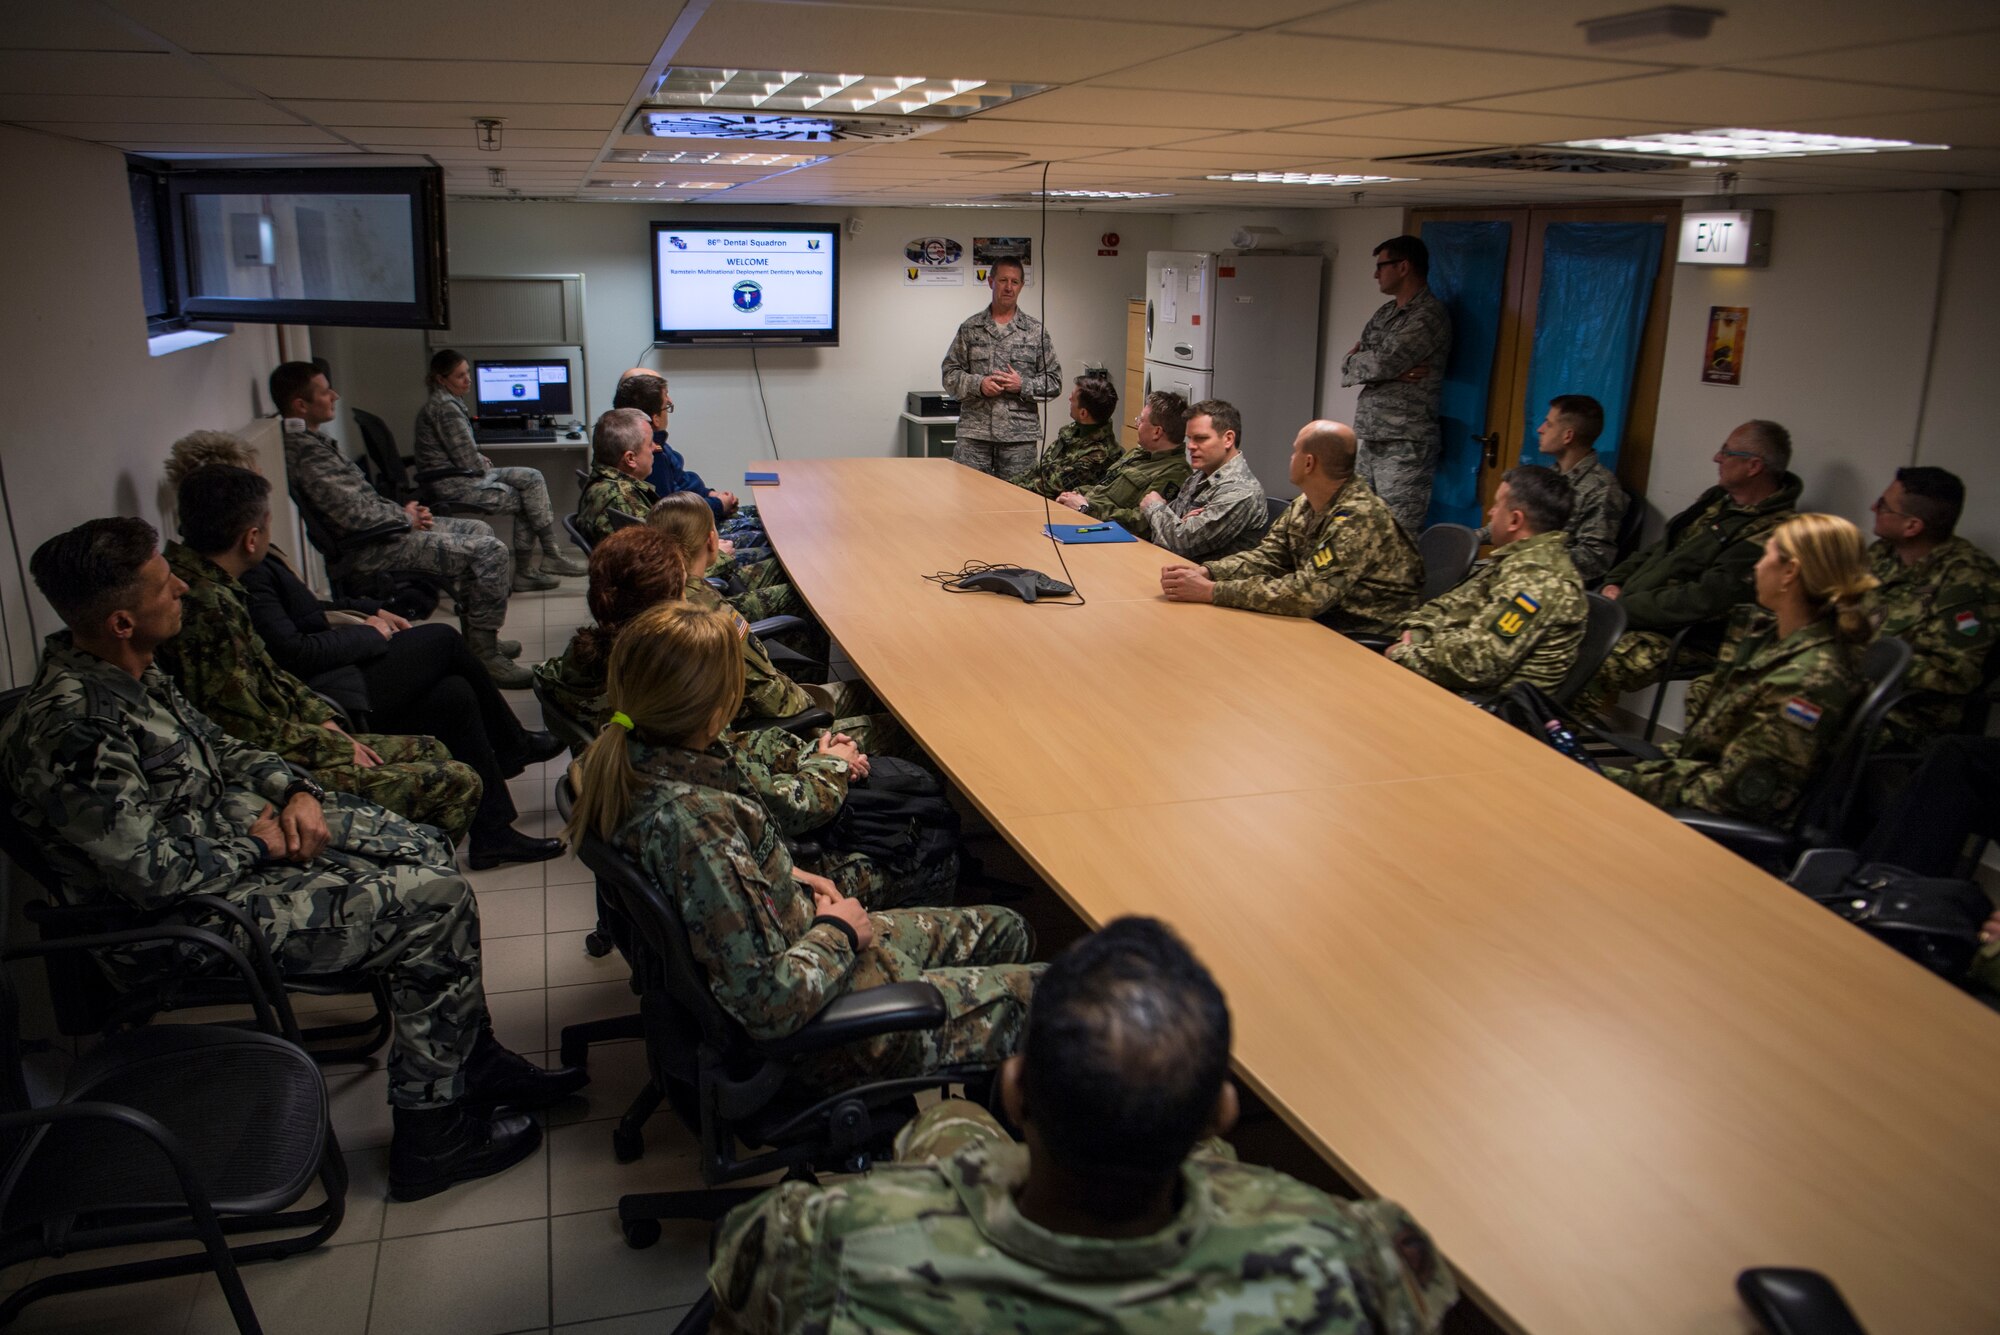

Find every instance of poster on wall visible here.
[972,236,1034,287]
[901,236,965,286]
[1703,306,1748,386]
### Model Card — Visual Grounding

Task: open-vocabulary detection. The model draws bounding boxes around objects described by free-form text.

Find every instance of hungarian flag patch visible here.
[1781,697,1823,729]
[1955,609,1982,637]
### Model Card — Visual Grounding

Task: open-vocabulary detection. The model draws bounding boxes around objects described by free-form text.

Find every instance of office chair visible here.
[1738,1268,1870,1335]
[287,485,414,603]
[607,508,643,532]
[1638,623,1718,741]
[1417,523,1480,601]
[1549,592,1629,709]
[574,467,592,490]
[1265,495,1289,525]
[1611,492,1648,570]
[563,513,594,556]
[350,408,490,518]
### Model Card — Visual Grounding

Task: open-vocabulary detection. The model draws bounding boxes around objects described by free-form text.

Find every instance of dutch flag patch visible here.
[1781,697,1823,730]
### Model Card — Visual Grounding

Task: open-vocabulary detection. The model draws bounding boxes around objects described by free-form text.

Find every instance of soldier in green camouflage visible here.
[1481,396,1629,583]
[271,362,531,689]
[1006,371,1121,498]
[1056,390,1191,533]
[1163,420,1423,634]
[1389,465,1586,696]
[1340,235,1453,536]
[942,256,1062,477]
[1865,467,2000,747]
[0,518,587,1201]
[646,490,805,624]
[708,917,1455,1334]
[1578,421,1802,719]
[577,408,662,546]
[1609,514,1876,821]
[158,497,482,846]
[564,603,1040,1092]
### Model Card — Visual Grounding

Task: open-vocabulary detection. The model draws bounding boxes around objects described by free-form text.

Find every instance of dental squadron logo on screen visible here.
[732,280,764,312]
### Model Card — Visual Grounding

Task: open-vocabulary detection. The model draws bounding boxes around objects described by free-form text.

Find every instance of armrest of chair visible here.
[1736,1268,1869,1335]
[775,707,833,737]
[1669,809,1794,859]
[340,519,414,550]
[1345,634,1393,653]
[415,466,483,483]
[762,981,948,1058]
[1591,730,1668,762]
[5,922,283,1036]
[749,615,810,639]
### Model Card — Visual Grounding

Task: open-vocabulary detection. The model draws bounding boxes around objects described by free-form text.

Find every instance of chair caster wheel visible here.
[622,1218,661,1250]
[584,931,612,959]
[613,1125,644,1163]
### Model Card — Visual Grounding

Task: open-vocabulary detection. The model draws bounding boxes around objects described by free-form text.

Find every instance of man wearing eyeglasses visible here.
[1575,420,1800,719]
[1339,235,1453,537]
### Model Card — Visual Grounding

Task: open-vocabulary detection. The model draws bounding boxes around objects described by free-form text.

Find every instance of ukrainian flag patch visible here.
[1512,592,1541,614]
[1489,590,1541,639]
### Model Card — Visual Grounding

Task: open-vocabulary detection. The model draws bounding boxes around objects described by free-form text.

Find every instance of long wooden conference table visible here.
[752,457,2000,1335]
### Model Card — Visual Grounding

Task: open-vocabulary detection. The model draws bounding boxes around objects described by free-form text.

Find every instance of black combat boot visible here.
[388,1104,541,1202]
[463,1026,590,1113]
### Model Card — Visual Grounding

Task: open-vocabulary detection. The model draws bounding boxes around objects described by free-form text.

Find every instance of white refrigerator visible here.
[1144,251,1324,495]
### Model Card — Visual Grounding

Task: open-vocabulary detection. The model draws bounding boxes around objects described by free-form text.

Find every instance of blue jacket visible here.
[646,430,724,520]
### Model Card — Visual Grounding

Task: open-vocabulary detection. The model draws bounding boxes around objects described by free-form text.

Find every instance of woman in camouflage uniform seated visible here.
[564,603,1039,1088]
[1608,513,1877,822]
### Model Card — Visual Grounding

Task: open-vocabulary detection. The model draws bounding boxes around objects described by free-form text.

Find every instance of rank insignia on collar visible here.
[1954,609,1982,637]
[1781,697,1823,729]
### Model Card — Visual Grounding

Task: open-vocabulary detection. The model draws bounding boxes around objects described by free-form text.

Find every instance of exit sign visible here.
[1679,210,1772,267]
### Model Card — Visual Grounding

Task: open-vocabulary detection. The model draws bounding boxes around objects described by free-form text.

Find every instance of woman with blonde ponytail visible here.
[565,604,1041,1088]
[1609,513,1877,821]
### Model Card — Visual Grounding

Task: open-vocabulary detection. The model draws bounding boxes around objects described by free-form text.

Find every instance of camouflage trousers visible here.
[219,792,486,1109]
[798,905,1042,1091]
[426,466,561,560]
[309,732,482,845]
[953,437,1037,478]
[1356,435,1440,536]
[1573,629,1716,721]
[806,846,956,912]
[1603,756,1705,811]
[343,516,514,632]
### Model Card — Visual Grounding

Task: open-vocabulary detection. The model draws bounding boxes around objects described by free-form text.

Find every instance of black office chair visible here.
[561,801,986,1252]
[563,513,594,556]
[574,467,592,490]
[287,484,414,604]
[1611,492,1648,570]
[1738,1268,1870,1335]
[1265,495,1289,525]
[350,407,490,516]
[1549,592,1629,709]
[0,900,345,1334]
[1640,622,1721,741]
[1417,523,1480,601]
[607,508,643,532]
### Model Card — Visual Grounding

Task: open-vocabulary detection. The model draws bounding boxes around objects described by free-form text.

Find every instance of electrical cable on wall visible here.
[751,344,780,460]
[1033,157,1081,600]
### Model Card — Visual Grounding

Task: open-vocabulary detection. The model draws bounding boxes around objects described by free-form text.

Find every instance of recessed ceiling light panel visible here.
[606,148,826,167]
[650,68,1047,119]
[635,110,947,144]
[1205,172,1415,185]
[1552,128,1949,158]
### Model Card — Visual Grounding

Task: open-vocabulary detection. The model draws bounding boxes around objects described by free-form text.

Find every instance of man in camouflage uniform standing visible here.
[1389,465,1586,696]
[273,362,530,688]
[1579,420,1801,718]
[941,256,1061,477]
[1139,397,1268,561]
[1162,420,1422,635]
[158,469,481,845]
[0,519,586,1202]
[708,917,1455,1334]
[1866,467,2000,747]
[1487,394,1629,584]
[1006,370,1121,498]
[1056,389,1192,533]
[1341,235,1453,536]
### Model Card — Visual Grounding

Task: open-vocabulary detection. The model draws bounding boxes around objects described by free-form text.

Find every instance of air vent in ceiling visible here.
[631,111,943,144]
[1377,147,1685,173]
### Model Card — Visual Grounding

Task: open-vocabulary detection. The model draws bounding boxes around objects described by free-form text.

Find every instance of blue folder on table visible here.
[1044,521,1136,545]
[744,472,780,485]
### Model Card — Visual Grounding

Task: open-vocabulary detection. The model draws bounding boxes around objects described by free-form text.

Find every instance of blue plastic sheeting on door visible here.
[1520,222,1663,475]
[1419,220,1511,529]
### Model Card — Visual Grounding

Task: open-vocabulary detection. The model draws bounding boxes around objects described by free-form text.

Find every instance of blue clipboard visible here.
[744,472,780,485]
[1044,522,1136,545]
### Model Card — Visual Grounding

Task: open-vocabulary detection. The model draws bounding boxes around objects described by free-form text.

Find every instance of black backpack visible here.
[1482,682,1604,774]
[823,756,962,907]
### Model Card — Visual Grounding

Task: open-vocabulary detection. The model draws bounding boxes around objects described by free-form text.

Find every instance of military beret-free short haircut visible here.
[268,361,322,417]
[1894,465,1965,539]
[1547,394,1605,449]
[1373,234,1429,279]
[1189,398,1242,444]
[1144,391,1190,445]
[1021,916,1231,1184]
[1073,372,1118,424]
[1500,464,1575,536]
[29,516,158,630]
[989,255,1025,278]
[612,374,668,417]
[178,465,273,557]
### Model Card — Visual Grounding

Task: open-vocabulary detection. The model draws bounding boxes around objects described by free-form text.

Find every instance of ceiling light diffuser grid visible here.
[651,68,1047,118]
[1205,172,1417,185]
[1552,128,1950,158]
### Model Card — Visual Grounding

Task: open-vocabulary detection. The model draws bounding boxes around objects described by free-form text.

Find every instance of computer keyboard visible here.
[475,428,557,444]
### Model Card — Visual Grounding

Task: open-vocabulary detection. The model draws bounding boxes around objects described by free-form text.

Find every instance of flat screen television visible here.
[472,359,574,420]
[650,221,840,346]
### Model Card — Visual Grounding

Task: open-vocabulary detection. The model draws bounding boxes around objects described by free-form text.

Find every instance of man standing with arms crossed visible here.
[941,256,1060,477]
[1341,235,1452,536]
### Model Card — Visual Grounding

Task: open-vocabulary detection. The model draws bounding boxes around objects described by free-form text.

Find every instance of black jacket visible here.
[240,556,386,715]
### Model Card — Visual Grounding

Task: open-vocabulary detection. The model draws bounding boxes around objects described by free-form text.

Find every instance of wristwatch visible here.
[281,774,326,804]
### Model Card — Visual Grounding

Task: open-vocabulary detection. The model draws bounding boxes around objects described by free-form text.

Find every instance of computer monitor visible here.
[472,359,574,421]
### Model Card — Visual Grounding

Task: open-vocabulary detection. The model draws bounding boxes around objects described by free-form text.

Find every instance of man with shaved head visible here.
[1161,420,1423,634]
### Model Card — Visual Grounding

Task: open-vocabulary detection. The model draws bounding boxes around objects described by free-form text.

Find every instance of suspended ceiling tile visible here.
[338,127,608,148]
[1741,30,2000,96]
[673,2,1220,85]
[1294,107,1692,143]
[111,0,686,63]
[0,50,247,97]
[415,145,604,161]
[1756,104,2000,149]
[1158,130,1487,158]
[23,121,337,144]
[1280,0,2000,66]
[925,120,1192,148]
[0,7,166,51]
[204,55,647,103]
[1068,147,1361,171]
[1461,69,1995,123]
[1090,35,1669,105]
[114,141,362,153]
[287,100,627,130]
[0,94,291,124]
[814,0,1335,25]
[979,87,1401,131]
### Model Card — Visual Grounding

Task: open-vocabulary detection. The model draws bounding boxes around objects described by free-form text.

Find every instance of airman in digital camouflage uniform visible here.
[1163,420,1423,634]
[1140,398,1269,562]
[1481,395,1630,584]
[1609,514,1875,822]
[1389,465,1586,696]
[1578,420,1801,719]
[1865,467,2000,748]
[1007,372,1121,499]
[709,917,1455,1335]
[1340,235,1453,536]
[1056,390,1192,533]
[565,604,1039,1093]
[0,518,585,1201]
[272,362,530,689]
[942,256,1062,477]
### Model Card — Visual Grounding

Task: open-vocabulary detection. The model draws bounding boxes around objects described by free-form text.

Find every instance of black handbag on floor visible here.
[1789,850,1989,982]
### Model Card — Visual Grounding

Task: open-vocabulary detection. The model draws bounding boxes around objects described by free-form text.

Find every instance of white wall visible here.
[0,124,281,689]
[1913,190,2000,559]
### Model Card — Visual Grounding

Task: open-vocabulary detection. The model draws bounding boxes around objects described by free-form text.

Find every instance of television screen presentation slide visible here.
[476,362,568,407]
[655,227,836,337]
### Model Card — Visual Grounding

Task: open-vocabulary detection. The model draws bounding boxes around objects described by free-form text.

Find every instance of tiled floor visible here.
[1,584,712,1334]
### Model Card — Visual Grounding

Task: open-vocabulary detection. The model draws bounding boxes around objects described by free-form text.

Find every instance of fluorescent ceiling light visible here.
[605,149,826,167]
[1034,189,1172,199]
[1205,172,1415,185]
[678,181,732,190]
[1552,129,1949,158]
[650,68,1047,119]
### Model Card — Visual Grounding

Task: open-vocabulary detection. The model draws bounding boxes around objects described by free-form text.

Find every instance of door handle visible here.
[1474,432,1501,468]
